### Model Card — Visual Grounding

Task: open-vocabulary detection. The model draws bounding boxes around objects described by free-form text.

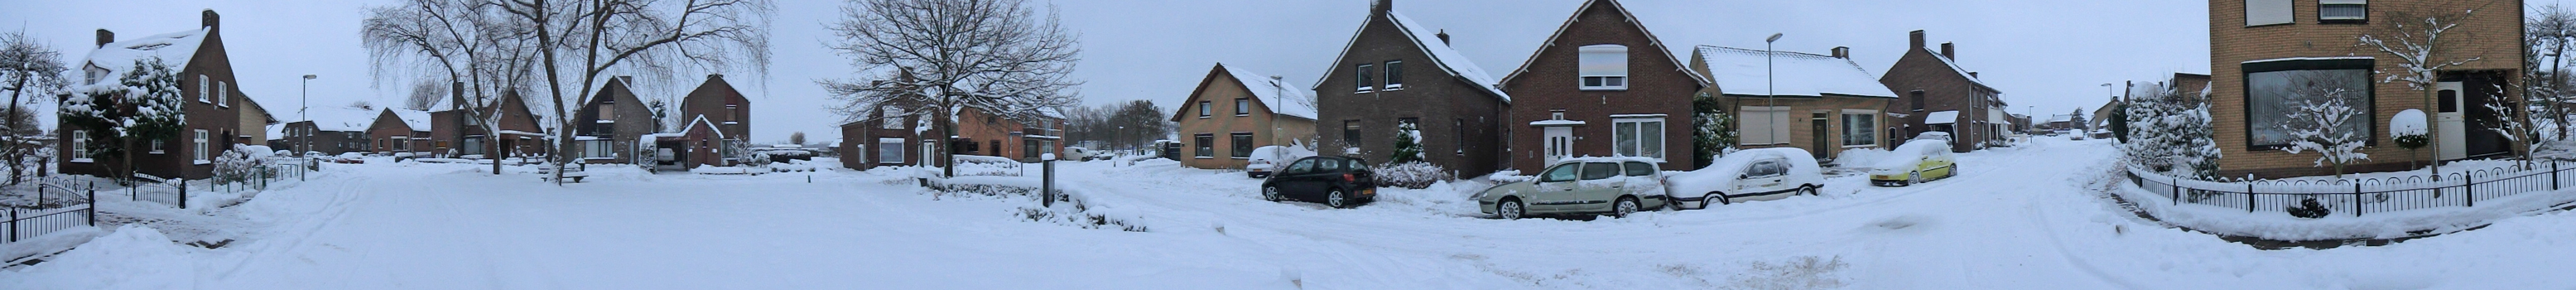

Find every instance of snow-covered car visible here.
[1474,157,1671,220]
[1667,147,1823,210]
[1869,138,1958,186]
[333,152,367,164]
[1259,156,1377,208]
[1244,145,1316,178]
[1916,131,1952,143]
[1061,147,1097,162]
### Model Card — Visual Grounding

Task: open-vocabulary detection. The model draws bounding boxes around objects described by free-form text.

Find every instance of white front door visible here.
[2437,81,2467,160]
[1543,127,1573,165]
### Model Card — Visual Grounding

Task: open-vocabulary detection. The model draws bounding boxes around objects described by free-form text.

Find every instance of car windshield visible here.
[1540,164,1580,182]
[1581,162,1619,181]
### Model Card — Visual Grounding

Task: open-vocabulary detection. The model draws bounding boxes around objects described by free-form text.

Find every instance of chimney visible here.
[1908,30,1925,51]
[1969,72,1980,79]
[95,29,113,48]
[1436,29,1450,46]
[1831,46,1849,59]
[1373,0,1391,16]
[1940,42,1954,60]
[451,81,466,110]
[202,9,219,30]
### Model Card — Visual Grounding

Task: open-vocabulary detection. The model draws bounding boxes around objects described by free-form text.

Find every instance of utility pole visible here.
[1765,33,1783,147]
[301,75,316,155]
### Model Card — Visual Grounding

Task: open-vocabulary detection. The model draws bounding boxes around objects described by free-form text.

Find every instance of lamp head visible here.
[1765,33,1784,43]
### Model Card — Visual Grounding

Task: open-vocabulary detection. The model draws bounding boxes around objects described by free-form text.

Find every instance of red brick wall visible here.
[2208,0,2523,178]
[1499,0,1700,173]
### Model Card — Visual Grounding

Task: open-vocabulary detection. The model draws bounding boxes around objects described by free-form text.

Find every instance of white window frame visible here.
[216,80,229,108]
[878,138,906,164]
[192,129,209,163]
[1737,106,1792,146]
[2319,0,2367,22]
[1355,63,1376,92]
[1578,45,1630,90]
[196,75,210,103]
[70,130,91,162]
[1384,60,1404,90]
[1840,109,1881,147]
[151,139,166,154]
[1611,117,1665,162]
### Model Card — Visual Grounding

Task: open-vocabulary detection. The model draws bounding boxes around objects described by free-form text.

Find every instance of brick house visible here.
[366,109,431,155]
[838,94,932,171]
[58,10,247,180]
[276,106,380,156]
[1495,0,1704,172]
[1692,45,1899,162]
[431,86,549,159]
[571,76,657,163]
[1313,0,1514,177]
[660,75,751,167]
[1880,30,2009,152]
[1171,63,1319,169]
[2208,0,2521,178]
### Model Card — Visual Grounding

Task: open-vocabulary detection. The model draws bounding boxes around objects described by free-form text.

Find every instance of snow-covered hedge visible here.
[213,146,272,184]
[1371,161,1449,190]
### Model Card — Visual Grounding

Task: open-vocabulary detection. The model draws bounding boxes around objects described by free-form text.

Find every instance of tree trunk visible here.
[5,76,24,186]
[939,101,956,178]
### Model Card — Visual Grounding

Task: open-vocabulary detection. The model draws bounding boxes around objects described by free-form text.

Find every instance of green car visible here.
[1475,157,1670,220]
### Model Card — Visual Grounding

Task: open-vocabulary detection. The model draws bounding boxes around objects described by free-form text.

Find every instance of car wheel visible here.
[1611,197,1639,218]
[1327,190,1348,209]
[1909,172,1923,186]
[1703,192,1728,209]
[1498,199,1525,220]
[1800,186,1818,196]
[1262,186,1281,202]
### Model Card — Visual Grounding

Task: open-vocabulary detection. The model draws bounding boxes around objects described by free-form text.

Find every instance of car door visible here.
[1530,163,1583,212]
[1299,157,1344,201]
[1276,158,1319,199]
[1574,162,1624,211]
[1740,160,1788,196]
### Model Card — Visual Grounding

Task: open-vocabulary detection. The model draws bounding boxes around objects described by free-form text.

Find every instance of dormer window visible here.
[2320,0,2367,23]
[1578,45,1629,90]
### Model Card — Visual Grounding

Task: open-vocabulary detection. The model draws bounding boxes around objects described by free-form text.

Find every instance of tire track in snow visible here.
[215,172,372,279]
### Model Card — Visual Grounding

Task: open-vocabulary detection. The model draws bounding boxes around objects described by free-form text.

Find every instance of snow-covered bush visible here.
[2285,197,2332,219]
[2122,83,2222,178]
[1692,92,1737,167]
[2279,75,2370,177]
[1389,121,1424,163]
[1372,161,1449,190]
[213,146,269,184]
[2393,109,2429,167]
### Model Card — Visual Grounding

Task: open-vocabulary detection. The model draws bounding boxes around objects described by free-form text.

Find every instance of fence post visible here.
[180,179,188,210]
[2171,176,2181,205]
[2246,183,2256,213]
[2464,173,2475,208]
[2555,162,2563,191]
[2354,183,2364,217]
[89,189,98,226]
[8,208,17,243]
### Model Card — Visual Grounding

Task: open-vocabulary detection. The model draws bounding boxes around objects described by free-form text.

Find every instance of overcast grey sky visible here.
[4,0,2561,143]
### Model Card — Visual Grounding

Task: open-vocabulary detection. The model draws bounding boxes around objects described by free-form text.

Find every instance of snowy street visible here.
[7,138,2574,289]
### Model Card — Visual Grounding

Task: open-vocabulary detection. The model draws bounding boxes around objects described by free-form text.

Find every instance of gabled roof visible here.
[1180,63,1317,122]
[79,28,209,86]
[304,106,382,132]
[675,114,726,140]
[1312,10,1511,102]
[386,109,431,130]
[1697,46,1894,99]
[1924,50,2000,94]
[1500,0,1708,87]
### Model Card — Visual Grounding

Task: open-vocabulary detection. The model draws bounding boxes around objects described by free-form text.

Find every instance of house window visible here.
[72,130,90,157]
[2246,0,2293,27]
[1612,118,1664,161]
[1578,45,1629,90]
[881,108,908,129]
[1355,64,1375,92]
[1909,90,1926,112]
[1194,133,1215,158]
[463,137,485,156]
[1454,118,1466,156]
[1230,133,1254,159]
[989,140,1002,157]
[1343,120,1362,149]
[1842,110,1880,147]
[1738,106,1791,145]
[2245,59,2373,149]
[2319,0,2367,23]
[216,81,229,107]
[1384,60,1404,89]
[1198,101,1211,118]
[1235,98,1249,116]
[193,129,209,162]
[196,75,209,103]
[877,138,905,164]
[152,139,165,154]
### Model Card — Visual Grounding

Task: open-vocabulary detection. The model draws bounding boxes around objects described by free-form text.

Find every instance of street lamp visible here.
[1765,33,1783,147]
[301,75,316,155]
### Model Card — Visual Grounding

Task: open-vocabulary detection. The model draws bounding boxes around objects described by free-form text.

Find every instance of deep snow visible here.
[5,138,2575,289]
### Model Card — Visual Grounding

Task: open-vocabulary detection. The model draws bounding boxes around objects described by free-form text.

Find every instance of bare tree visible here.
[0,29,67,185]
[495,0,773,183]
[403,80,445,111]
[2280,72,2371,177]
[364,0,543,174]
[2359,2,2492,176]
[787,131,805,145]
[2530,4,2576,138]
[821,0,1082,178]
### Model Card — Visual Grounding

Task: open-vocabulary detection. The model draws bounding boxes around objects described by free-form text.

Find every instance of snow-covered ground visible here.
[7,138,2576,289]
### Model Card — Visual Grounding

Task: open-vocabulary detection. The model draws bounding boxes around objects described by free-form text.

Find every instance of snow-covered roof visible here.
[1314,11,1511,102]
[1500,0,1709,87]
[387,109,431,130]
[1925,110,1959,124]
[2048,114,2074,123]
[264,123,285,141]
[674,114,726,140]
[1924,51,2000,93]
[302,107,382,132]
[79,28,209,86]
[1220,64,1317,120]
[1697,46,1893,99]
[1529,119,1586,126]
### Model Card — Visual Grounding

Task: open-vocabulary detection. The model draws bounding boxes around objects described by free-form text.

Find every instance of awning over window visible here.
[1925,110,1959,124]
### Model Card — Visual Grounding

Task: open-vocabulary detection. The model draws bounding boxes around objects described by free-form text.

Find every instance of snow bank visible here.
[0,225,105,263]
[1371,180,1485,216]
[0,225,195,290]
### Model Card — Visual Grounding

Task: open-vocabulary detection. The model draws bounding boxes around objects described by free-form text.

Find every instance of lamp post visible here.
[301,75,316,155]
[1765,33,1783,147]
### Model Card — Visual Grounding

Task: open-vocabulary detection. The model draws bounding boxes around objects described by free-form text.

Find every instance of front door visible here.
[1543,127,1572,165]
[1810,114,1831,159]
[2438,81,2467,160]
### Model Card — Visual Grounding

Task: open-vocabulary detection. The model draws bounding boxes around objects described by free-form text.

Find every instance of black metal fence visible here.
[2126,161,2573,217]
[5,184,95,244]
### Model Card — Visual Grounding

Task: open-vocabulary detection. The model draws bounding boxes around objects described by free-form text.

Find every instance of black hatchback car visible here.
[1259,156,1378,208]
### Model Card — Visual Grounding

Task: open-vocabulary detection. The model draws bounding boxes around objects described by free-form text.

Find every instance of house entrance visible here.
[1542,127,1572,165]
[1810,113,1829,159]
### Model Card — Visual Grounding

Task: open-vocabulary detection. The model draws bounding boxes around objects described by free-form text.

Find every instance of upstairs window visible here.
[1384,60,1404,89]
[217,81,229,107]
[1578,45,1629,90]
[1355,64,1376,92]
[1198,101,1211,118]
[1235,98,1249,116]
[2319,0,2367,23]
[197,75,210,103]
[2245,0,2293,27]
